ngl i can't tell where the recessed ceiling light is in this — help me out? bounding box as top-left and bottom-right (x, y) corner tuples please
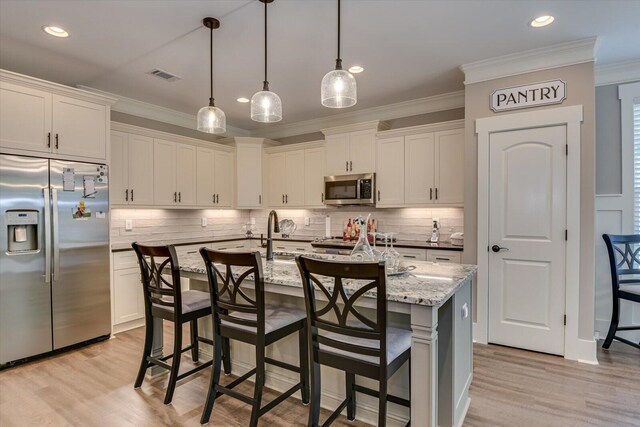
(530, 15), (554, 28)
(42, 26), (69, 38)
(348, 66), (364, 74)
(237, 97), (250, 103)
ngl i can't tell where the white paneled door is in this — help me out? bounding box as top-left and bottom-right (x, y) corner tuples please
(488, 125), (567, 355)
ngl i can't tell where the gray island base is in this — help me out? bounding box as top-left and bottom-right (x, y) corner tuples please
(149, 250), (476, 427)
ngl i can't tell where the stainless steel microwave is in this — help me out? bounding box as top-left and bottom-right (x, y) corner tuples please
(324, 173), (376, 206)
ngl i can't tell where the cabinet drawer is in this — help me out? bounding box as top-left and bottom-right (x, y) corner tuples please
(396, 247), (427, 261)
(272, 241), (312, 252)
(212, 241), (249, 252)
(426, 249), (461, 264)
(113, 251), (138, 270)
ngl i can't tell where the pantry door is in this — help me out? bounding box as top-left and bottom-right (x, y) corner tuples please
(488, 125), (567, 355)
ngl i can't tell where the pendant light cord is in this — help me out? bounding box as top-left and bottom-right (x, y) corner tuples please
(263, 0), (269, 91)
(209, 25), (214, 106)
(336, 0), (342, 70)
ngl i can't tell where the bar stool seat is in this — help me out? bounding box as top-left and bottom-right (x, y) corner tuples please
(154, 290), (211, 315)
(221, 304), (307, 335)
(321, 327), (411, 365)
(620, 284), (640, 298)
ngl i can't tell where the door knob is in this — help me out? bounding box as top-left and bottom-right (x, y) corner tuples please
(491, 245), (509, 253)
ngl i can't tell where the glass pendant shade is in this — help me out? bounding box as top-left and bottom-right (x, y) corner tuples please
(321, 68), (357, 108)
(197, 104), (226, 134)
(251, 90), (282, 123)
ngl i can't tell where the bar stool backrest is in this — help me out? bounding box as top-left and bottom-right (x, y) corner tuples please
(132, 242), (183, 317)
(296, 256), (387, 367)
(603, 234), (640, 292)
(199, 249), (265, 337)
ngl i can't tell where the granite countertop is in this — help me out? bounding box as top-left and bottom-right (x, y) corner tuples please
(179, 250), (476, 307)
(112, 235), (463, 252)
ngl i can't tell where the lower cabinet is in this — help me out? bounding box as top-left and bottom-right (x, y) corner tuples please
(426, 249), (462, 264)
(112, 251), (145, 333)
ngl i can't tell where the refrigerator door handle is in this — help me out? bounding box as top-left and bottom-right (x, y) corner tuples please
(43, 187), (51, 284)
(52, 188), (59, 283)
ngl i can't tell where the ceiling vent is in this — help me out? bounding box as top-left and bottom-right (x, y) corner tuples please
(147, 69), (181, 82)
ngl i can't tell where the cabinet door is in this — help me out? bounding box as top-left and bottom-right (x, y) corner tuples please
(153, 139), (177, 205)
(285, 150), (305, 206)
(52, 95), (106, 159)
(404, 133), (435, 205)
(214, 150), (233, 207)
(349, 129), (376, 174)
(113, 268), (144, 325)
(128, 134), (154, 206)
(235, 144), (263, 208)
(176, 143), (196, 205)
(376, 137), (405, 206)
(110, 131), (129, 205)
(434, 129), (464, 205)
(267, 152), (286, 207)
(304, 147), (325, 207)
(325, 134), (350, 175)
(0, 82), (52, 153)
(196, 147), (216, 207)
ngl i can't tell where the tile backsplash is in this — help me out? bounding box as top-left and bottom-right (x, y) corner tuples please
(111, 207), (463, 246)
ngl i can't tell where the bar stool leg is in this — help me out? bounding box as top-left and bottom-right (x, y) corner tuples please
(249, 347), (266, 427)
(603, 297), (620, 349)
(191, 320), (199, 362)
(378, 377), (388, 427)
(164, 322), (183, 405)
(200, 333), (223, 424)
(346, 372), (356, 421)
(308, 360), (321, 427)
(299, 325), (310, 404)
(134, 315), (154, 388)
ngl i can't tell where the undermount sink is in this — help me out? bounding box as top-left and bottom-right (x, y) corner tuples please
(272, 253), (296, 262)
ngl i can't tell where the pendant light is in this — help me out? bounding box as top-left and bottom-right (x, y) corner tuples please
(197, 17), (226, 134)
(251, 0), (282, 123)
(321, 0), (357, 108)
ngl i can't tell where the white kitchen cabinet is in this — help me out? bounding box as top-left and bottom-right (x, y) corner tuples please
(304, 147), (325, 207)
(52, 94), (106, 160)
(267, 150), (306, 207)
(404, 133), (435, 205)
(426, 249), (462, 264)
(110, 131), (154, 206)
(434, 129), (464, 205)
(235, 142), (263, 208)
(112, 251), (144, 333)
(196, 147), (216, 206)
(325, 133), (350, 175)
(176, 143), (196, 205)
(153, 138), (177, 205)
(272, 241), (313, 252)
(376, 136), (405, 206)
(0, 81), (52, 154)
(396, 247), (428, 261)
(214, 150), (233, 207)
(324, 129), (376, 175)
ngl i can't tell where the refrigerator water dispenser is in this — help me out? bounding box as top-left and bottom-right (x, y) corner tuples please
(6, 210), (39, 253)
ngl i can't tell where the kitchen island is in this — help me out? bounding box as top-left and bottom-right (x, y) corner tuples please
(153, 250), (476, 427)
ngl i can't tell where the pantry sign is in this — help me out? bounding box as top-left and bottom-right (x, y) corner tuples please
(490, 79), (566, 112)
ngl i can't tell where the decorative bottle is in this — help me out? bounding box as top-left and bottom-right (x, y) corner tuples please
(350, 214), (375, 261)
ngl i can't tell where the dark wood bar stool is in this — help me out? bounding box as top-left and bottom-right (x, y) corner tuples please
(132, 242), (218, 405)
(199, 248), (309, 426)
(296, 256), (411, 427)
(602, 234), (640, 350)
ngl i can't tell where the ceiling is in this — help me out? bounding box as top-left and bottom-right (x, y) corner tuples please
(1, 0), (639, 132)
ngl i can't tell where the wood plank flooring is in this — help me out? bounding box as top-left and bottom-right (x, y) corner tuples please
(0, 324), (638, 426)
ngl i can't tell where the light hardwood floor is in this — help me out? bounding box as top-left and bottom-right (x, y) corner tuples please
(0, 325), (638, 426)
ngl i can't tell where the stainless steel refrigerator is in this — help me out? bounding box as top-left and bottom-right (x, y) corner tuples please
(0, 154), (111, 366)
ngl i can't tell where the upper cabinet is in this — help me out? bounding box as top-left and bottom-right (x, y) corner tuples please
(110, 131), (154, 206)
(0, 70), (114, 162)
(304, 146), (325, 207)
(153, 139), (197, 207)
(267, 149), (306, 207)
(376, 121), (464, 208)
(234, 140), (264, 209)
(322, 121), (389, 175)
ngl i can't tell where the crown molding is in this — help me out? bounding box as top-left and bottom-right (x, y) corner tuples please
(264, 140), (324, 153)
(1, 69), (117, 105)
(321, 120), (389, 136)
(460, 37), (598, 85)
(595, 59), (640, 86)
(110, 121), (234, 151)
(250, 90), (465, 140)
(76, 85), (251, 137)
(376, 119), (464, 139)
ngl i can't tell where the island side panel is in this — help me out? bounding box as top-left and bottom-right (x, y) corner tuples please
(410, 304), (438, 427)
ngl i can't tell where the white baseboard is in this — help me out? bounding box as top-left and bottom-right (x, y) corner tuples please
(112, 318), (144, 335)
(199, 347), (410, 426)
(455, 397), (471, 427)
